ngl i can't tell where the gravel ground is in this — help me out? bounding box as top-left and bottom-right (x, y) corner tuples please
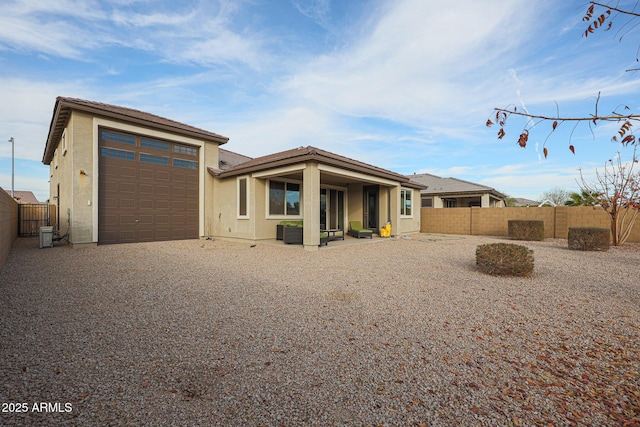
(0, 234), (639, 426)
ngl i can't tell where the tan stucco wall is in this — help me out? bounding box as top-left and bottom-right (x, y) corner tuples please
(49, 116), (76, 243)
(421, 206), (640, 243)
(71, 112), (95, 245)
(203, 140), (220, 237)
(347, 184), (364, 225)
(0, 187), (18, 272)
(210, 176), (256, 240)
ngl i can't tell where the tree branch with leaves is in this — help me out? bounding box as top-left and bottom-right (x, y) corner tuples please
(487, 1), (640, 156)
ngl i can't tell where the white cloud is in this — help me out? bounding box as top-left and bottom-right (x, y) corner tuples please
(0, 77), (99, 162)
(281, 0), (536, 129)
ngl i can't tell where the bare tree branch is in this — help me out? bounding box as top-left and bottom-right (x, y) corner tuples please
(591, 1), (640, 18)
(578, 147), (640, 246)
(492, 107), (640, 123)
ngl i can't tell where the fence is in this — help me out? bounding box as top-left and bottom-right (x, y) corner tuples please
(1, 187), (19, 272)
(421, 206), (640, 243)
(18, 204), (51, 237)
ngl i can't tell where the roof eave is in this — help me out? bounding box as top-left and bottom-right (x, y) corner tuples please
(217, 151), (416, 185)
(42, 98), (230, 165)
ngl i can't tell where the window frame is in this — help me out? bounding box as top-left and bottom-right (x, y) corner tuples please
(400, 188), (413, 218)
(237, 176), (249, 219)
(61, 130), (67, 156)
(267, 178), (303, 219)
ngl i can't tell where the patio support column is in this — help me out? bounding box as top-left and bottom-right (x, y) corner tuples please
(389, 185), (400, 236)
(303, 162), (320, 251)
(481, 193), (490, 207)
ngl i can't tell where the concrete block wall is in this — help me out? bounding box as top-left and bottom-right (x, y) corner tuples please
(0, 187), (18, 272)
(470, 206), (556, 238)
(421, 207), (471, 235)
(421, 206), (640, 243)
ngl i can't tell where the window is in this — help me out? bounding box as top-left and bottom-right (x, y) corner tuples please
(174, 144), (198, 156)
(101, 147), (134, 160)
(269, 180), (300, 216)
(400, 188), (412, 217)
(421, 197), (433, 208)
(140, 153), (169, 165)
(102, 130), (135, 145)
(238, 177), (248, 218)
(62, 130), (67, 156)
(173, 159), (198, 169)
(141, 138), (169, 151)
(445, 199), (457, 208)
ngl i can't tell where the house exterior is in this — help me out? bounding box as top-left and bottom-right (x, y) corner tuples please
(43, 97), (424, 250)
(409, 173), (506, 208)
(4, 190), (44, 204)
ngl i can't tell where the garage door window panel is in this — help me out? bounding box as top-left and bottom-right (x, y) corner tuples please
(141, 138), (169, 151)
(174, 144), (198, 156)
(140, 154), (169, 166)
(174, 159), (198, 169)
(101, 147), (134, 160)
(102, 130), (135, 145)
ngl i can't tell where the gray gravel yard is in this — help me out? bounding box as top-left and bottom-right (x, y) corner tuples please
(1, 234), (639, 426)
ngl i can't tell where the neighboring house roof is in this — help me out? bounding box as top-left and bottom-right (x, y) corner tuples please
(512, 197), (540, 207)
(5, 190), (43, 204)
(408, 173), (507, 199)
(42, 96), (229, 165)
(211, 146), (427, 188)
(218, 148), (253, 171)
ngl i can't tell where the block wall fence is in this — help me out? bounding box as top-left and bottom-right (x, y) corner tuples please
(421, 206), (640, 243)
(0, 187), (19, 272)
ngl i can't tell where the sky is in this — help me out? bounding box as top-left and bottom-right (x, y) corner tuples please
(1, 0), (640, 203)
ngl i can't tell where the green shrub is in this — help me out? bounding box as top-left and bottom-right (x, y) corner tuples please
(508, 220), (545, 241)
(476, 243), (534, 277)
(568, 227), (610, 251)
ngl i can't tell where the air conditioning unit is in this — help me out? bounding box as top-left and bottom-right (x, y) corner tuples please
(39, 226), (54, 249)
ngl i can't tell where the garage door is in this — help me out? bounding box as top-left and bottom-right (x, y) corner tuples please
(98, 128), (199, 244)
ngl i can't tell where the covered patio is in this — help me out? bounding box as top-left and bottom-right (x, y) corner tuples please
(208, 146), (425, 251)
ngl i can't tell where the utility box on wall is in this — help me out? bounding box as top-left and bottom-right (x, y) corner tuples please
(39, 226), (54, 249)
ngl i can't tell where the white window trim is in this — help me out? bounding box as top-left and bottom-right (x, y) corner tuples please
(266, 178), (303, 219)
(237, 176), (249, 219)
(400, 188), (413, 218)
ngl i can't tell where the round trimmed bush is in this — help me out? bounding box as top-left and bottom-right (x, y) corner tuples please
(476, 243), (534, 277)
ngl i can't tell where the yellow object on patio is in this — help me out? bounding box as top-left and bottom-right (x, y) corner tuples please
(380, 224), (391, 238)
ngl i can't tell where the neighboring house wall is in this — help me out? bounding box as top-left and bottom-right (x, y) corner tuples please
(0, 187), (19, 272)
(421, 206), (640, 242)
(424, 194), (505, 208)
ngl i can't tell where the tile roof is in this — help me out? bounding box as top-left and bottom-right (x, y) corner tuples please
(5, 190), (43, 204)
(43, 97), (229, 164)
(512, 197), (540, 207)
(218, 148), (253, 171)
(212, 146), (426, 188)
(409, 173), (506, 198)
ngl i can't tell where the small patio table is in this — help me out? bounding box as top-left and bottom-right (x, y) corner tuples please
(322, 228), (345, 241)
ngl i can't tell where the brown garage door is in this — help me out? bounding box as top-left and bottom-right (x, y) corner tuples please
(98, 128), (199, 244)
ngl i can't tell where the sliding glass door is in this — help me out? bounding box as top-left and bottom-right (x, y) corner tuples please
(320, 188), (345, 230)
